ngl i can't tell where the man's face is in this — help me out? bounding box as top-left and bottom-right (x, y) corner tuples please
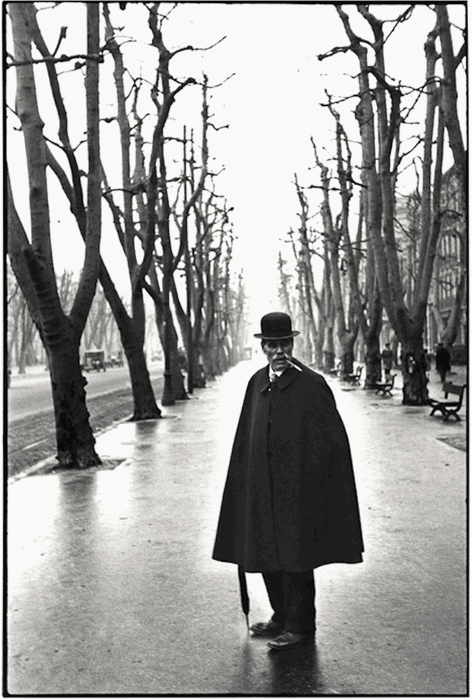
(262, 338), (294, 372)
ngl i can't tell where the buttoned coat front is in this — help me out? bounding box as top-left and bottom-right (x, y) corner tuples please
(212, 360), (364, 573)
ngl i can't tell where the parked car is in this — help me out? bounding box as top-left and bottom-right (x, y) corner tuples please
(82, 350), (106, 372)
(107, 351), (124, 368)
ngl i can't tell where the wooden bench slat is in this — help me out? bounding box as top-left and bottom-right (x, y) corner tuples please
(428, 383), (466, 421)
(443, 384), (463, 397)
(346, 366), (363, 385)
(375, 374), (396, 396)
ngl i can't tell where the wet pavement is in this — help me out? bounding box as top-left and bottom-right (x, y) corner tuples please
(7, 360), (467, 695)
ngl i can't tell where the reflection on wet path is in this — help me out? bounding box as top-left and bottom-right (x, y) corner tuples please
(7, 361), (467, 695)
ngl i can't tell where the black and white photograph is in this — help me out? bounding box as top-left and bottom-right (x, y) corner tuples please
(6, 2), (466, 696)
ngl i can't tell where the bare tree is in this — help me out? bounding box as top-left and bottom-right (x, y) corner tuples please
(310, 136), (359, 379)
(435, 5), (466, 206)
(317, 103), (383, 386)
(277, 252), (294, 321)
(280, 205), (334, 373)
(16, 2), (162, 421)
(294, 175), (317, 365)
(434, 5), (467, 347)
(170, 120), (208, 394)
(104, 6), (213, 405)
(319, 5), (464, 404)
(7, 3), (102, 467)
(100, 3), (184, 415)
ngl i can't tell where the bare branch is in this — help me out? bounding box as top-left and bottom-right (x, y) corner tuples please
(317, 45), (351, 62)
(52, 26), (67, 56)
(207, 73), (236, 89)
(454, 40), (466, 69)
(169, 35), (226, 59)
(6, 52), (103, 68)
(209, 123), (230, 132)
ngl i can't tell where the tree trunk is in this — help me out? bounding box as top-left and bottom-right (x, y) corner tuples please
(363, 293), (383, 388)
(401, 347), (429, 405)
(364, 342), (382, 389)
(125, 345), (162, 420)
(294, 175), (317, 366)
(8, 3), (101, 468)
(166, 317), (188, 401)
(18, 303), (28, 374)
(147, 265), (187, 401)
(339, 335), (356, 379)
(313, 317), (325, 371)
(442, 270), (466, 348)
(190, 343), (206, 388)
(323, 324), (336, 373)
(202, 345), (216, 381)
(21, 243), (100, 466)
(436, 5), (466, 208)
(48, 338), (99, 466)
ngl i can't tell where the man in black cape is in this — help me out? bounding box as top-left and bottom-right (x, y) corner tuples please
(213, 311), (364, 651)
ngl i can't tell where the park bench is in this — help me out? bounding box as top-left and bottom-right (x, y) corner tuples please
(428, 383), (466, 421)
(346, 366), (363, 386)
(327, 362), (341, 377)
(375, 373), (396, 396)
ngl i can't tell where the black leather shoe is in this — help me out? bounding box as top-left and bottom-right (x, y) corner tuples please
(250, 620), (283, 637)
(267, 631), (314, 651)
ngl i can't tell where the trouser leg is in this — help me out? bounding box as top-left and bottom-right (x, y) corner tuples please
(262, 570), (316, 633)
(262, 571), (285, 626)
(282, 571), (316, 633)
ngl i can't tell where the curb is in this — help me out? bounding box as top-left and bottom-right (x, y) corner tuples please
(8, 412), (134, 486)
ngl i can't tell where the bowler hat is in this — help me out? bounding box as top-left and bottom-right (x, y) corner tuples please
(254, 312), (300, 340)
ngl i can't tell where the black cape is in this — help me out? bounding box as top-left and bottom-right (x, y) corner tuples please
(213, 360), (364, 573)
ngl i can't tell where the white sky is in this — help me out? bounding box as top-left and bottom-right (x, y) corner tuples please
(6, 2), (466, 327)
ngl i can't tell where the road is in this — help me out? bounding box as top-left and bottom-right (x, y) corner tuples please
(8, 361), (165, 422)
(9, 361), (466, 424)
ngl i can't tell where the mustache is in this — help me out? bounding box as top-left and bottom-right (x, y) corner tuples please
(283, 354), (302, 372)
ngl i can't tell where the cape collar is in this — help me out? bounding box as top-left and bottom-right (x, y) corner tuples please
(260, 363), (301, 393)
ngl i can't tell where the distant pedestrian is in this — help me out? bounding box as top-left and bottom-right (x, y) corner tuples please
(178, 347), (187, 373)
(213, 311), (364, 651)
(381, 343), (394, 379)
(435, 343), (451, 383)
(424, 349), (432, 372)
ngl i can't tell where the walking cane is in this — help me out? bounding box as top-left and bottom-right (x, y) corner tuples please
(238, 565), (250, 630)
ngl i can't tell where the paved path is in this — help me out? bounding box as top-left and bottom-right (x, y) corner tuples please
(7, 360), (467, 695)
